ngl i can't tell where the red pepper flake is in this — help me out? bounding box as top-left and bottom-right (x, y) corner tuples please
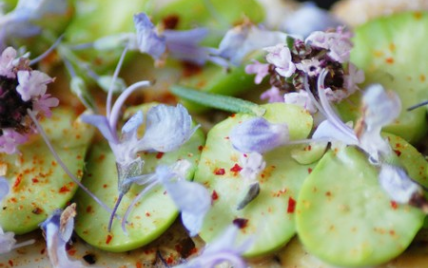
(67, 248), (77, 256)
(40, 248), (46, 255)
(13, 174), (23, 189)
(211, 190), (219, 201)
(198, 145), (203, 151)
(8, 260), (13, 266)
(32, 178), (39, 183)
(189, 247), (198, 255)
(385, 57), (394, 64)
(233, 218), (249, 229)
(230, 114), (236, 118)
(59, 186), (70, 193)
(166, 256), (174, 265)
(287, 197), (296, 213)
(213, 168), (225, 175)
(162, 14), (179, 29)
(106, 234), (113, 244)
(393, 150), (402, 157)
(103, 184), (108, 188)
(156, 152), (164, 159)
(230, 163), (242, 173)
(308, 168), (313, 174)
(86, 206), (93, 213)
(390, 201), (398, 210)
(146, 212), (151, 217)
(136, 261), (143, 268)
(32, 207), (43, 215)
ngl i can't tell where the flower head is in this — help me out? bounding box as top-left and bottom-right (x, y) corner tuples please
(0, 46), (58, 154)
(265, 44), (296, 78)
(40, 204), (90, 268)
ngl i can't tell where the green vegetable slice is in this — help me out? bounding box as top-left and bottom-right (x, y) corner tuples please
(339, 11), (428, 143)
(74, 104), (205, 252)
(296, 145), (425, 267)
(195, 103), (315, 257)
(0, 107), (94, 234)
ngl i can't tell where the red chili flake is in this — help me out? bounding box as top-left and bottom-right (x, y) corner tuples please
(182, 61), (202, 77)
(32, 207), (43, 215)
(51, 161), (57, 166)
(13, 174), (23, 189)
(155, 152), (164, 159)
(106, 234), (113, 244)
(145, 212), (151, 217)
(67, 248), (77, 256)
(166, 256), (174, 265)
(136, 261), (143, 268)
(287, 197), (296, 213)
(390, 201), (398, 210)
(385, 57), (394, 64)
(211, 190), (219, 201)
(103, 184), (108, 188)
(189, 247), (198, 255)
(8, 260), (13, 266)
(393, 150), (402, 157)
(198, 145), (204, 151)
(233, 218), (249, 229)
(40, 248), (46, 255)
(162, 14), (180, 29)
(32, 178), (39, 183)
(86, 206), (93, 213)
(214, 168), (225, 175)
(308, 168), (313, 174)
(59, 186), (70, 193)
(230, 163), (242, 173)
(230, 114), (236, 118)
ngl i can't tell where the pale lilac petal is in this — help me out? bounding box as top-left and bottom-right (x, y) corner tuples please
(0, 177), (9, 201)
(305, 28), (352, 63)
(133, 13), (166, 60)
(0, 47), (17, 78)
(80, 114), (118, 144)
(137, 104), (197, 152)
(265, 44), (296, 77)
(295, 58), (322, 77)
(282, 2), (342, 37)
(230, 117), (289, 154)
(260, 87), (284, 103)
(41, 205), (90, 268)
(344, 63), (365, 93)
(164, 28), (209, 65)
(177, 226), (250, 268)
(0, 129), (28, 154)
(245, 60), (269, 84)
(379, 164), (420, 204)
(121, 110), (144, 135)
(239, 152), (266, 181)
(0, 229), (16, 254)
(312, 120), (358, 145)
(283, 91), (317, 114)
(215, 25), (286, 66)
(362, 84), (401, 132)
(16, 70), (53, 101)
(33, 94), (59, 117)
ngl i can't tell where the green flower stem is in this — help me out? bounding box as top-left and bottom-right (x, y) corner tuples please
(171, 85), (266, 116)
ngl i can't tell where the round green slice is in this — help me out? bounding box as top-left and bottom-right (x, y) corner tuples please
(338, 11), (428, 143)
(195, 103), (315, 257)
(74, 104), (205, 252)
(0, 107), (94, 234)
(296, 145), (425, 267)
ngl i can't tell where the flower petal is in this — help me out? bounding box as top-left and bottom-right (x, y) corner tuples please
(137, 104), (197, 152)
(0, 177), (10, 202)
(0, 129), (28, 154)
(265, 44), (296, 77)
(133, 12), (166, 59)
(164, 28), (209, 65)
(122, 110), (144, 135)
(283, 91), (317, 114)
(230, 117), (289, 154)
(16, 70), (53, 101)
(245, 60), (270, 84)
(260, 87), (284, 103)
(80, 114), (118, 144)
(379, 164), (421, 204)
(239, 152), (266, 181)
(0, 47), (17, 78)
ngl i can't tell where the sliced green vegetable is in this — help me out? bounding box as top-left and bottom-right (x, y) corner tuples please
(340, 11), (428, 143)
(196, 103), (315, 257)
(0, 108), (94, 234)
(296, 145), (425, 267)
(74, 104), (205, 252)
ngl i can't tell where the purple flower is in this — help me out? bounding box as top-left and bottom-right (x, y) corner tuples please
(133, 12), (166, 60)
(0, 47), (17, 78)
(305, 27), (353, 63)
(121, 161), (210, 236)
(265, 44), (296, 77)
(176, 225), (251, 268)
(344, 63), (365, 93)
(213, 24), (286, 66)
(41, 204), (90, 268)
(16, 70), (53, 101)
(230, 117), (289, 154)
(260, 86), (284, 103)
(245, 60), (270, 84)
(0, 129), (29, 155)
(296, 58), (322, 77)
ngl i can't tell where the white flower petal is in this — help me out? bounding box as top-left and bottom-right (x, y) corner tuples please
(137, 104), (197, 152)
(230, 117), (289, 154)
(239, 153), (266, 181)
(16, 70), (52, 101)
(379, 164), (420, 204)
(121, 110), (144, 135)
(0, 177), (10, 201)
(80, 114), (118, 144)
(133, 13), (166, 59)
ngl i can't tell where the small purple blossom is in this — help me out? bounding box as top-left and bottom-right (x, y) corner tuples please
(239, 152), (266, 181)
(245, 60), (270, 84)
(41, 204), (90, 268)
(296, 58), (322, 77)
(265, 44), (296, 77)
(344, 63), (365, 93)
(260, 87), (284, 103)
(283, 91), (317, 114)
(305, 27), (353, 63)
(230, 117), (289, 154)
(0, 47), (58, 154)
(213, 24), (286, 66)
(133, 12), (166, 60)
(176, 225), (251, 268)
